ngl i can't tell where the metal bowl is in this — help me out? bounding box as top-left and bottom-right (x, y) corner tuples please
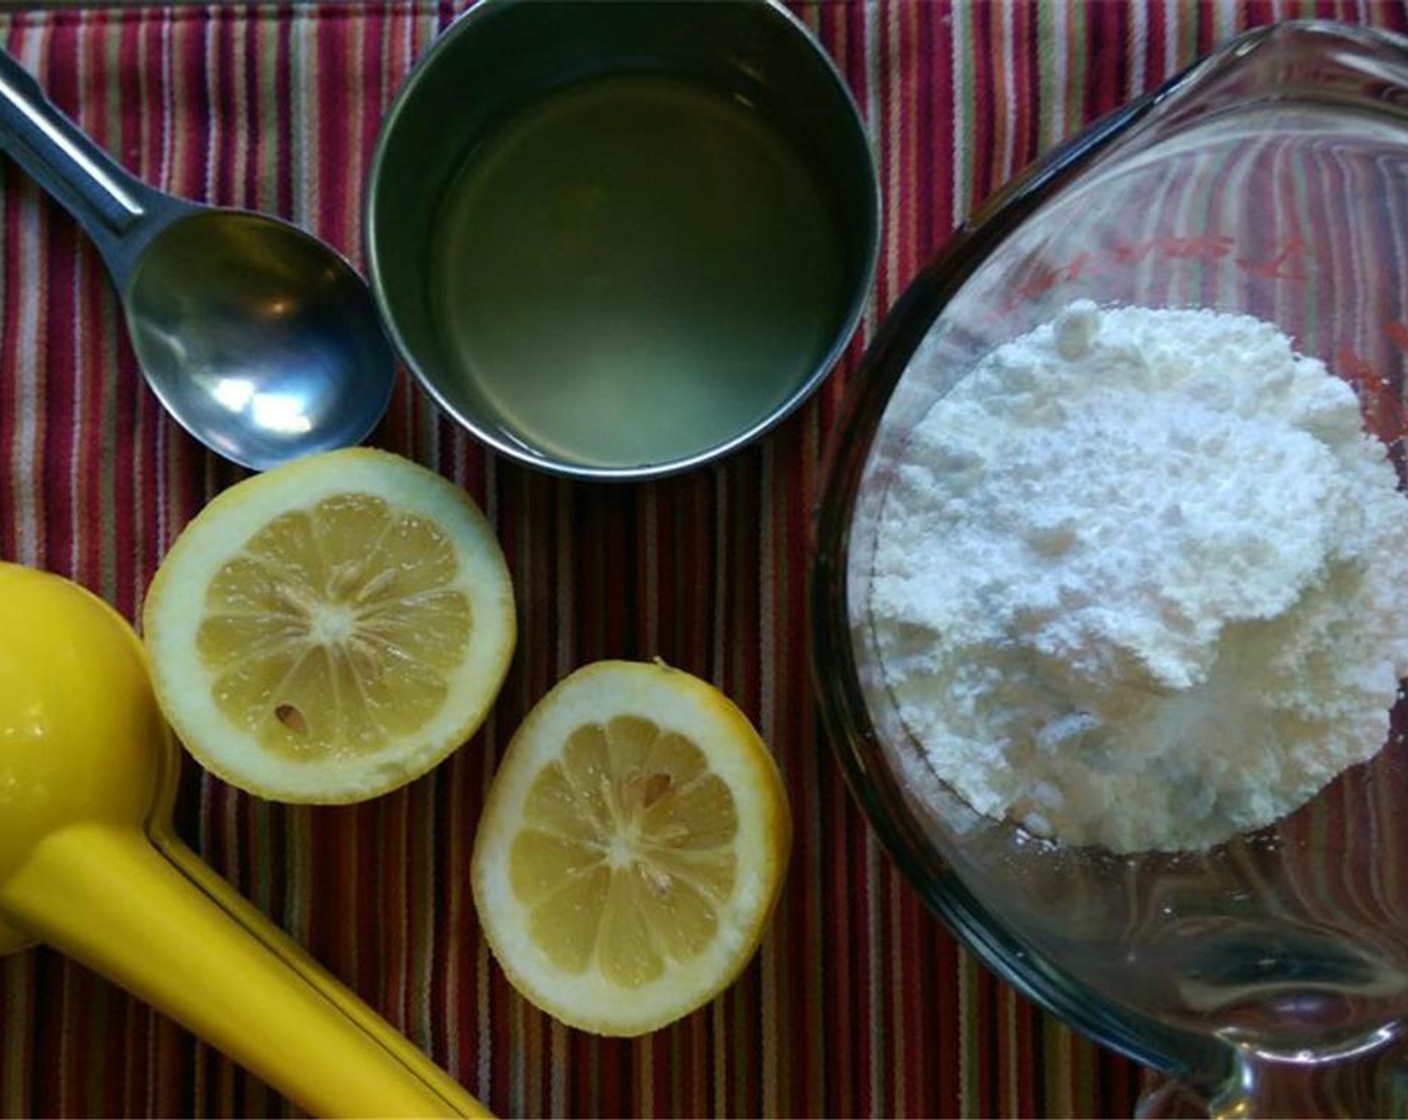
(366, 0), (879, 480)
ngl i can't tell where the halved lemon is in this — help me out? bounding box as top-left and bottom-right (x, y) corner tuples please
(141, 448), (516, 803)
(471, 659), (791, 1036)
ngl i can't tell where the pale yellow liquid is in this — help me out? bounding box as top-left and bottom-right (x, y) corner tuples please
(431, 72), (849, 469)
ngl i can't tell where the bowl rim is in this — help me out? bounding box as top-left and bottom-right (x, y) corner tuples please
(363, 0), (881, 482)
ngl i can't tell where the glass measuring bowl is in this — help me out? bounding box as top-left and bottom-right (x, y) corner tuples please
(813, 21), (1408, 1117)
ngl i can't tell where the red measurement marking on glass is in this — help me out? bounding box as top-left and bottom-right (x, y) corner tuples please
(1338, 329), (1407, 444)
(1106, 241), (1158, 266)
(1151, 234), (1237, 261)
(1007, 235), (1309, 305)
(1237, 237), (1309, 280)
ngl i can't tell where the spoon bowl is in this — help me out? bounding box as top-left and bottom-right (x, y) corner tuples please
(126, 210), (397, 467)
(0, 50), (394, 470)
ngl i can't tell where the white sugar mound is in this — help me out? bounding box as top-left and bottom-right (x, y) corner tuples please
(867, 301), (1408, 853)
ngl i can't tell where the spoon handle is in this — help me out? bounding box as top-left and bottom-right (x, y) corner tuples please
(0, 49), (167, 264)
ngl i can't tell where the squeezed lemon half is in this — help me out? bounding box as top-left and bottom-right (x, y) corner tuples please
(471, 660), (792, 1036)
(141, 448), (516, 803)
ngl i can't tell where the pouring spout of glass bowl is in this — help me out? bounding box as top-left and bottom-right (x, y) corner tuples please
(0, 562), (490, 1118)
(0, 49), (395, 470)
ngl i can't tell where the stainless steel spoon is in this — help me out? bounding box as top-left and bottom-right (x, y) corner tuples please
(0, 49), (394, 470)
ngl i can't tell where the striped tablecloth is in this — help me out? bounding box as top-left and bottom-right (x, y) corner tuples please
(1, 2), (1403, 1117)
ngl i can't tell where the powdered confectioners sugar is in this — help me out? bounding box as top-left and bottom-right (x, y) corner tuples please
(866, 301), (1408, 853)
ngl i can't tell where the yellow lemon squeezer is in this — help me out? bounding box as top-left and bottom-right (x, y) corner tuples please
(0, 561), (489, 1118)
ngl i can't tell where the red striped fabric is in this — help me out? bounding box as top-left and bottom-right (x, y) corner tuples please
(1, 3), (1406, 1117)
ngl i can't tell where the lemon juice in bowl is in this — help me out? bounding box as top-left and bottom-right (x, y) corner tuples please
(430, 72), (851, 470)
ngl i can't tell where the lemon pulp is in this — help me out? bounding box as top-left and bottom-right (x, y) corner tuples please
(199, 494), (472, 759)
(512, 715), (739, 985)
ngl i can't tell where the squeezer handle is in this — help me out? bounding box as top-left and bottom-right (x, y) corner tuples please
(3, 821), (490, 1118)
